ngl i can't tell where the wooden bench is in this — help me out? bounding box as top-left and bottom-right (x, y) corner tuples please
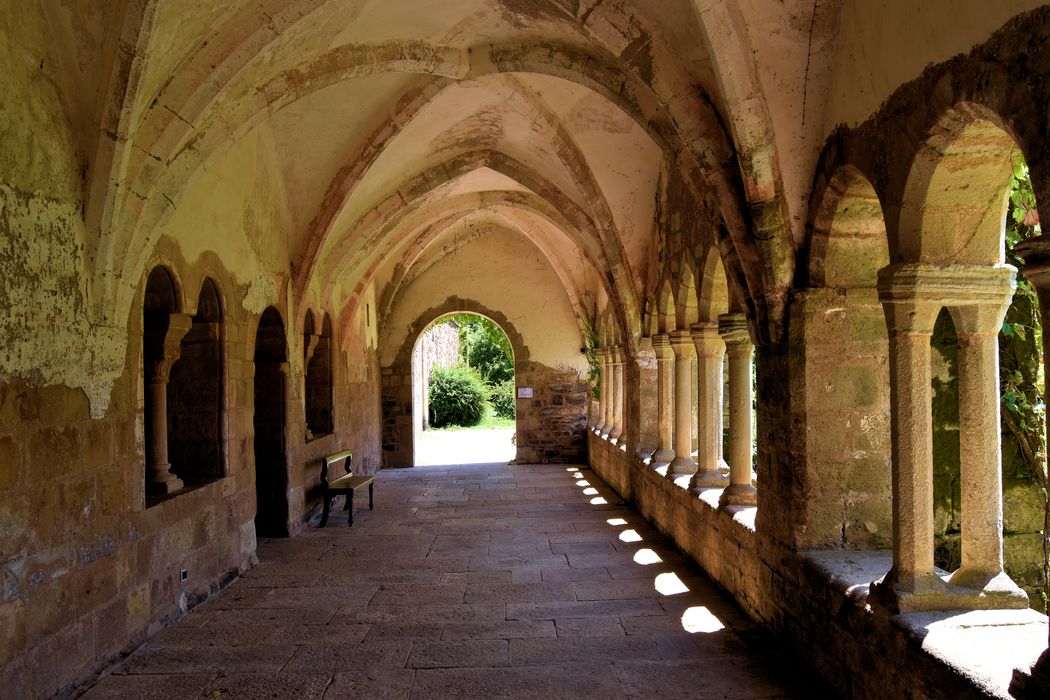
(319, 449), (374, 527)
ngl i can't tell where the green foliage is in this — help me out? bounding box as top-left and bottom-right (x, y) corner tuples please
(1001, 156), (1046, 483)
(428, 364), (488, 428)
(444, 314), (514, 385)
(490, 378), (516, 419)
(464, 320), (513, 383)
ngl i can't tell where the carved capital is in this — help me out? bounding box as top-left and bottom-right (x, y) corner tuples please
(717, 313), (752, 349)
(690, 322), (724, 357)
(652, 333), (674, 361)
(144, 313), (192, 383)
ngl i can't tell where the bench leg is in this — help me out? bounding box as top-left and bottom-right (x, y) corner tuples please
(369, 482), (374, 510)
(348, 488), (354, 528)
(319, 494), (332, 528)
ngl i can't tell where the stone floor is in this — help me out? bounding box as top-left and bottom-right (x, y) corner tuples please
(80, 462), (805, 699)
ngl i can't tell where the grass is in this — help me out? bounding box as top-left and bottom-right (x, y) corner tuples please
(428, 403), (515, 431)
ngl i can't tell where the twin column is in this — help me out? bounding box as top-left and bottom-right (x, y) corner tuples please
(876, 263), (1026, 610)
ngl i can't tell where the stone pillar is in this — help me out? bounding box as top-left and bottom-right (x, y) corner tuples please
(690, 323), (729, 490)
(667, 331), (696, 477)
(950, 301), (1014, 594)
(609, 347), (625, 445)
(718, 314), (756, 506)
(144, 313), (192, 496)
(1011, 236), (1050, 696)
(876, 263), (1026, 612)
(651, 333), (675, 469)
(634, 337), (659, 462)
(595, 349), (609, 435)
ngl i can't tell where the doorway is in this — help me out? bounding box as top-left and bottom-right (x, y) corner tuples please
(412, 313), (517, 466)
(253, 307), (289, 537)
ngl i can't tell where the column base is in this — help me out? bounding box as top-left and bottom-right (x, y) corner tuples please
(719, 483), (756, 507)
(690, 461), (729, 492)
(608, 427), (623, 445)
(650, 448), (674, 470)
(948, 568), (1030, 608)
(147, 465), (185, 496)
(666, 456), (696, 477)
(871, 569), (1029, 612)
(1011, 649), (1050, 700)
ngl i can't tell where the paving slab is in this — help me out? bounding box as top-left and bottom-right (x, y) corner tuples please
(79, 460), (801, 699)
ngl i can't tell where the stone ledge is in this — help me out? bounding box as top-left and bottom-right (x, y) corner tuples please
(803, 550), (1048, 699)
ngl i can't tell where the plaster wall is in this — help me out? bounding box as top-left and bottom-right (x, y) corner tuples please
(823, 0), (1046, 135)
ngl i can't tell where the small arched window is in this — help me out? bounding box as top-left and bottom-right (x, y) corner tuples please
(168, 278), (225, 483)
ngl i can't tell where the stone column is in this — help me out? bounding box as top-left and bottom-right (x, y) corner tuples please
(595, 349), (609, 435)
(609, 347), (625, 446)
(876, 262), (1026, 611)
(144, 313), (192, 496)
(634, 337), (659, 462)
(667, 331), (696, 477)
(1011, 236), (1050, 695)
(651, 333), (675, 469)
(950, 300), (1014, 593)
(879, 292), (941, 602)
(718, 314), (757, 506)
(690, 323), (729, 491)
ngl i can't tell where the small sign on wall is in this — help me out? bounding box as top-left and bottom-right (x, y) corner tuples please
(517, 387), (534, 399)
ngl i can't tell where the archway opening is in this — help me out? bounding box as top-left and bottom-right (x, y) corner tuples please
(898, 113), (1044, 606)
(412, 312), (517, 466)
(253, 307), (290, 537)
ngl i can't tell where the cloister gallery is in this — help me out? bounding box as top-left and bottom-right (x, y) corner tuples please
(3, 1), (1050, 698)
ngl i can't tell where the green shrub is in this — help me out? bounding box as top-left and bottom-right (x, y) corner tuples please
(457, 316), (514, 384)
(429, 364), (488, 427)
(490, 379), (516, 419)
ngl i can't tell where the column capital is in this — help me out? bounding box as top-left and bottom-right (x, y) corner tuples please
(634, 336), (656, 370)
(668, 329), (693, 350)
(652, 332), (674, 359)
(144, 313), (192, 383)
(877, 262), (1016, 306)
(717, 313), (752, 349)
(689, 322), (724, 357)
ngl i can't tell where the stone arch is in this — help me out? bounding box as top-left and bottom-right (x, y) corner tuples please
(253, 306), (290, 537)
(807, 166), (890, 288)
(313, 150), (640, 344)
(373, 207), (589, 338)
(675, 264), (700, 330)
(657, 280), (676, 334)
(382, 297), (530, 468)
(95, 36), (763, 344)
(698, 247), (730, 322)
(898, 103), (1024, 265)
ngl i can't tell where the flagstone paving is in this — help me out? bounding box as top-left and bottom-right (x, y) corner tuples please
(80, 462), (806, 699)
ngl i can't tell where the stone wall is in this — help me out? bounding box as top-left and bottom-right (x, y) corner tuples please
(589, 433), (1027, 699)
(0, 263), (382, 698)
